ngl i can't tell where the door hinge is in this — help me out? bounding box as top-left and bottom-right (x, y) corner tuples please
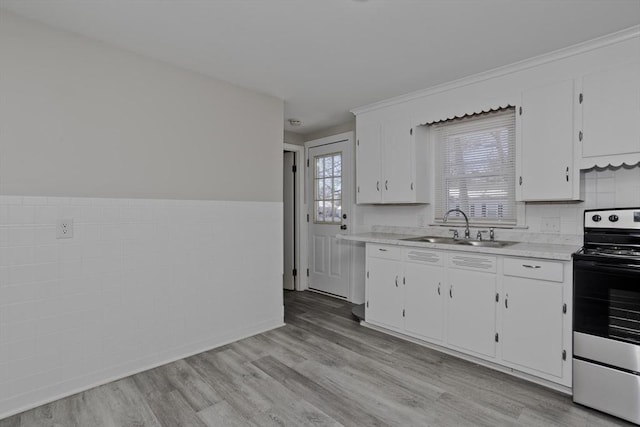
(579, 131), (583, 141)
(306, 214), (309, 222)
(402, 309), (405, 317)
(292, 165), (297, 173)
(519, 176), (523, 186)
(366, 271), (369, 279)
(495, 333), (499, 343)
(519, 106), (523, 115)
(409, 128), (413, 135)
(579, 93), (583, 104)
(357, 186), (360, 193)
(357, 139), (359, 146)
(306, 159), (309, 167)
(563, 303), (567, 314)
(292, 269), (297, 277)
(403, 277), (405, 285)
(306, 268), (309, 277)
(366, 300), (369, 308)
(562, 350), (567, 361)
(410, 182), (414, 190)
(495, 292), (499, 302)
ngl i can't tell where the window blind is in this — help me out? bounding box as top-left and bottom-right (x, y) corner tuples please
(433, 108), (516, 225)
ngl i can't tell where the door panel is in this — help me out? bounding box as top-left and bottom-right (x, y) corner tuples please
(447, 269), (496, 357)
(382, 117), (413, 203)
(520, 79), (574, 200)
(502, 276), (563, 377)
(308, 139), (352, 298)
(404, 262), (445, 341)
(356, 117), (381, 203)
(366, 257), (403, 330)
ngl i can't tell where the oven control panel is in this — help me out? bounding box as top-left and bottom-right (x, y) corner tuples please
(584, 208), (640, 229)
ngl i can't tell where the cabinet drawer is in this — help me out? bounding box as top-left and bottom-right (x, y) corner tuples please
(448, 254), (497, 273)
(503, 257), (564, 282)
(404, 249), (444, 266)
(367, 244), (402, 260)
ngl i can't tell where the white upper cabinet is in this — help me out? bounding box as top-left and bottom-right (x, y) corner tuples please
(578, 61), (640, 168)
(517, 79), (582, 201)
(355, 111), (428, 204)
(355, 115), (382, 203)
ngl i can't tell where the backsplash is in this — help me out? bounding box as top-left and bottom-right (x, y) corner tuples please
(355, 163), (640, 237)
(0, 196), (283, 417)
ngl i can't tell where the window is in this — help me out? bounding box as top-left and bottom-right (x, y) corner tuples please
(314, 152), (342, 223)
(433, 108), (516, 225)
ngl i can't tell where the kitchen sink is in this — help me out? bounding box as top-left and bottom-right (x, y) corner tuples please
(401, 235), (517, 248)
(401, 235), (458, 244)
(454, 239), (517, 248)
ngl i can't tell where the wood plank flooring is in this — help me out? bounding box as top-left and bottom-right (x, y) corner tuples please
(1, 290), (633, 426)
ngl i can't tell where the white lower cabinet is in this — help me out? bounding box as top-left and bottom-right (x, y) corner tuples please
(447, 268), (497, 358)
(365, 245), (405, 330)
(364, 244), (572, 389)
(501, 257), (568, 381)
(404, 250), (445, 342)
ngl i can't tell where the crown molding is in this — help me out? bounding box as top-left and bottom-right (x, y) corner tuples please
(351, 25), (640, 115)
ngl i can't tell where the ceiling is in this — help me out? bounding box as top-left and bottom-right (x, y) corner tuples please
(2, 0), (639, 135)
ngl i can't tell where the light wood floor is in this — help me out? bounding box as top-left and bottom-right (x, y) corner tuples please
(1, 290), (633, 427)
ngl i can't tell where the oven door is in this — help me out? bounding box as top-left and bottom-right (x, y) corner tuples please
(573, 257), (640, 346)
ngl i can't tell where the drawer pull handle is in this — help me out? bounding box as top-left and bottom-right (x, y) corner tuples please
(378, 248), (387, 252)
(395, 276), (398, 287)
(437, 283), (441, 295)
(522, 264), (541, 269)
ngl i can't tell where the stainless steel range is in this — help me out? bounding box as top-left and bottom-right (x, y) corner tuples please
(572, 207), (640, 424)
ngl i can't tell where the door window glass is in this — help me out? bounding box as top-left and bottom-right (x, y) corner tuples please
(314, 153), (342, 224)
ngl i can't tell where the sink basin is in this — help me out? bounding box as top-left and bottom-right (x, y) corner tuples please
(454, 240), (517, 248)
(401, 236), (458, 244)
(401, 235), (517, 248)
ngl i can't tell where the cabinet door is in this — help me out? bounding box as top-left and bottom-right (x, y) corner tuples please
(382, 117), (414, 203)
(502, 276), (563, 377)
(356, 116), (382, 203)
(581, 61), (640, 161)
(447, 269), (497, 357)
(404, 262), (445, 342)
(366, 257), (403, 330)
(519, 79), (577, 201)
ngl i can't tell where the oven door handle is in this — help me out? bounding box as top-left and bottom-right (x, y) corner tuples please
(574, 259), (640, 274)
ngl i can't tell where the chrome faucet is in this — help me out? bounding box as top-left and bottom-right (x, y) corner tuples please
(443, 208), (470, 239)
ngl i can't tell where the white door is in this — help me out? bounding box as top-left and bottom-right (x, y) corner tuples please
(308, 138), (352, 298)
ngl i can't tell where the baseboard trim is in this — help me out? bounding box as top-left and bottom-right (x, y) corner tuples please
(0, 317), (285, 420)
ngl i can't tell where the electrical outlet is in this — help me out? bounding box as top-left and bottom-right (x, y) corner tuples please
(541, 217), (560, 233)
(57, 219), (74, 239)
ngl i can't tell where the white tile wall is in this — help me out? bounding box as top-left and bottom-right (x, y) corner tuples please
(0, 196), (284, 418)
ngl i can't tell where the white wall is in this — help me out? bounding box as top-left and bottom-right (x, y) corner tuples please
(0, 11), (283, 202)
(0, 12), (284, 418)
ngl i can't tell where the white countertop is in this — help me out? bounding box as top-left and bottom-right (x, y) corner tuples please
(338, 232), (581, 261)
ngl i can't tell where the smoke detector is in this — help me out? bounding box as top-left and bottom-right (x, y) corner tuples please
(288, 119), (302, 127)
